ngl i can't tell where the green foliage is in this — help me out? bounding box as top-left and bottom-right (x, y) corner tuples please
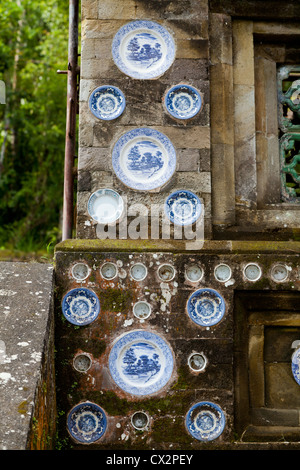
(0, 0), (71, 252)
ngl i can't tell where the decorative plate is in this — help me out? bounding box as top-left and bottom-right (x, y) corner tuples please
(186, 402), (225, 441)
(291, 348), (300, 385)
(112, 20), (175, 79)
(87, 189), (124, 224)
(165, 190), (202, 226)
(67, 402), (107, 444)
(62, 288), (100, 326)
(112, 128), (176, 191)
(108, 330), (174, 396)
(187, 288), (225, 327)
(164, 85), (202, 120)
(89, 85), (126, 120)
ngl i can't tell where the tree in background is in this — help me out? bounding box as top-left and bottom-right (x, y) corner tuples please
(0, 0), (72, 253)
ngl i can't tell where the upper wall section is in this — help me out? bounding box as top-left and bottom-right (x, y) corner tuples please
(78, 0), (211, 243)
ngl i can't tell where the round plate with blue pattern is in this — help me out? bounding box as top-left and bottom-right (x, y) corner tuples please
(164, 84), (202, 120)
(67, 402), (107, 444)
(112, 128), (176, 191)
(87, 188), (124, 224)
(186, 402), (225, 441)
(89, 85), (126, 120)
(292, 348), (300, 385)
(187, 288), (225, 327)
(109, 330), (174, 396)
(112, 20), (175, 79)
(62, 288), (100, 326)
(165, 190), (202, 226)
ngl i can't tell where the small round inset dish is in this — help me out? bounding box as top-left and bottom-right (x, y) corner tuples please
(186, 402), (225, 442)
(108, 330), (174, 396)
(214, 264), (231, 283)
(271, 264), (289, 282)
(185, 264), (204, 283)
(89, 85), (126, 120)
(131, 411), (149, 430)
(112, 20), (175, 80)
(100, 262), (118, 280)
(164, 84), (202, 120)
(67, 402), (107, 444)
(188, 353), (207, 372)
(62, 288), (100, 326)
(165, 190), (202, 226)
(157, 264), (175, 281)
(133, 301), (152, 320)
(112, 128), (176, 191)
(244, 263), (262, 282)
(72, 263), (90, 281)
(187, 288), (225, 327)
(130, 263), (147, 281)
(87, 189), (124, 224)
(291, 348), (300, 385)
(73, 353), (92, 373)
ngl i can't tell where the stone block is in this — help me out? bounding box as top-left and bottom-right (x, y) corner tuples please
(177, 149), (200, 172)
(98, 0), (136, 19)
(82, 0), (98, 20)
(209, 13), (233, 65)
(78, 147), (111, 171)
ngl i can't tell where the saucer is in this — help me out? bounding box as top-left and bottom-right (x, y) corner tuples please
(112, 128), (176, 191)
(164, 84), (202, 120)
(165, 190), (202, 226)
(67, 402), (107, 443)
(89, 85), (125, 120)
(108, 330), (174, 396)
(187, 288), (225, 327)
(62, 288), (100, 326)
(87, 189), (124, 224)
(112, 20), (175, 79)
(186, 402), (225, 441)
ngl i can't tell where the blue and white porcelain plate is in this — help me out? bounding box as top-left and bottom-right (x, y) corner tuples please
(87, 189), (124, 224)
(112, 128), (176, 191)
(89, 85), (126, 120)
(187, 288), (225, 327)
(165, 190), (202, 226)
(109, 330), (174, 396)
(164, 85), (202, 120)
(67, 402), (107, 444)
(62, 288), (100, 326)
(291, 348), (300, 385)
(112, 20), (175, 79)
(186, 402), (225, 441)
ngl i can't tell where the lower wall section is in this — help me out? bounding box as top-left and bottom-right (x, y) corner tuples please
(54, 247), (300, 449)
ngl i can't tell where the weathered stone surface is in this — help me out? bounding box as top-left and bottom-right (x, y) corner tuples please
(0, 262), (55, 450)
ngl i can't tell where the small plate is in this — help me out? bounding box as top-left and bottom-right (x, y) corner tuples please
(187, 288), (225, 327)
(186, 402), (225, 441)
(109, 330), (174, 396)
(112, 128), (176, 191)
(62, 288), (100, 326)
(165, 190), (202, 226)
(67, 402), (107, 444)
(292, 348), (300, 385)
(88, 189), (124, 224)
(89, 86), (126, 120)
(112, 20), (175, 79)
(164, 85), (202, 120)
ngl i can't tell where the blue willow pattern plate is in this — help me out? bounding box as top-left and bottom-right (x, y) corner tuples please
(88, 86), (126, 120)
(292, 348), (300, 385)
(62, 288), (100, 326)
(67, 402), (107, 444)
(112, 20), (175, 79)
(87, 188), (124, 224)
(112, 128), (176, 191)
(186, 402), (226, 441)
(165, 190), (202, 226)
(187, 288), (225, 327)
(164, 84), (202, 120)
(108, 330), (174, 396)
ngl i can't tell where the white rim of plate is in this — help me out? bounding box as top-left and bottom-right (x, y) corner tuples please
(112, 20), (176, 79)
(87, 188), (124, 224)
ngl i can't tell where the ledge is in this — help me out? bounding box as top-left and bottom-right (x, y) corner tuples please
(54, 238), (300, 254)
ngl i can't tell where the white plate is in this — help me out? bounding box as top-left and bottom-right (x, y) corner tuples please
(186, 402), (226, 441)
(112, 128), (176, 191)
(109, 330), (174, 396)
(87, 189), (124, 224)
(112, 20), (175, 79)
